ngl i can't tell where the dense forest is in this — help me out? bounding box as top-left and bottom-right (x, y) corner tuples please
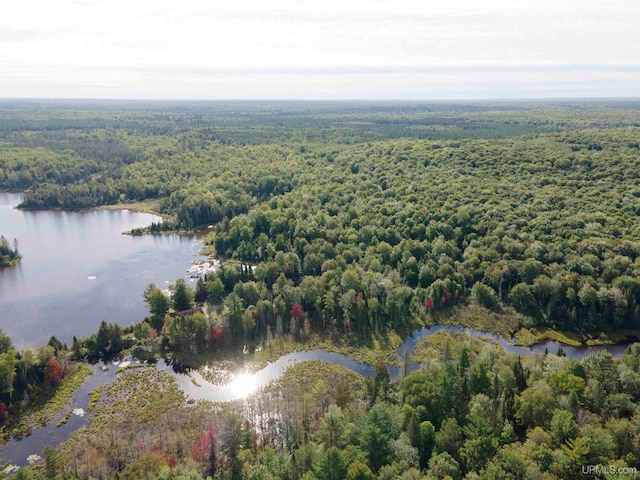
(7, 328), (640, 479)
(2, 100), (638, 334)
(1, 100), (640, 478)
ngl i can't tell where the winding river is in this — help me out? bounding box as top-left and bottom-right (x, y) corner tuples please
(165, 326), (630, 404)
(0, 324), (631, 468)
(0, 195), (633, 468)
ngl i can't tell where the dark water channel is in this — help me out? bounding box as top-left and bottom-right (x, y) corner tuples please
(1, 324), (631, 468)
(0, 193), (633, 468)
(0, 362), (120, 470)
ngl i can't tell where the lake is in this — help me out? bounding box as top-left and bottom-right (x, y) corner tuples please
(0, 193), (205, 350)
(0, 191), (635, 468)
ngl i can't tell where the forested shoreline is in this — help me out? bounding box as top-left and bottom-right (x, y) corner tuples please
(0, 236), (20, 267)
(1, 100), (640, 478)
(1, 101), (639, 335)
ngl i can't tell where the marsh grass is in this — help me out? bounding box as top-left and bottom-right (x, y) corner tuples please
(90, 369), (185, 433)
(56, 410), (72, 427)
(259, 360), (368, 401)
(255, 330), (404, 367)
(0, 362), (92, 444)
(116, 363), (146, 374)
(430, 304), (526, 338)
(514, 328), (582, 347)
(412, 330), (501, 364)
(512, 327), (640, 347)
(97, 200), (164, 217)
(87, 386), (101, 411)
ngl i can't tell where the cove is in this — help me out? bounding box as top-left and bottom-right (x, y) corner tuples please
(0, 193), (206, 350)
(1, 324), (632, 467)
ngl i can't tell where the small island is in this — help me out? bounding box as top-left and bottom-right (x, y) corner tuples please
(2, 100), (640, 477)
(0, 235), (21, 267)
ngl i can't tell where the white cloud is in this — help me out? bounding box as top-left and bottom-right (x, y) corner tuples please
(1, 0), (638, 98)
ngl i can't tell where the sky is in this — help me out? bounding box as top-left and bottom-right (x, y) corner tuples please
(1, 0), (638, 99)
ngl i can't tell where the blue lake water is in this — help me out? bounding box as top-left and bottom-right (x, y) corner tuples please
(0, 193), (205, 349)
(0, 192), (634, 468)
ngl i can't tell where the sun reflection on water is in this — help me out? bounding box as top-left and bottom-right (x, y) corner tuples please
(229, 372), (258, 399)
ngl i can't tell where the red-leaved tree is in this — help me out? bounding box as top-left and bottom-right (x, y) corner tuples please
(290, 302), (306, 339)
(45, 358), (63, 385)
(191, 427), (217, 476)
(426, 298), (434, 312)
(210, 326), (224, 342)
(290, 302), (305, 321)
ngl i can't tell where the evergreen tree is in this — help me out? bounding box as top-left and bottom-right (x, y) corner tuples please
(96, 320), (110, 355)
(195, 277), (208, 303)
(173, 279), (193, 311)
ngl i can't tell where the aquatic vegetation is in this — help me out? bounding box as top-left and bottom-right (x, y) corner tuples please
(87, 387), (101, 411)
(56, 410), (72, 427)
(0, 362), (92, 444)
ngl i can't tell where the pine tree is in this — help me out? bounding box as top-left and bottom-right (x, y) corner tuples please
(195, 277), (208, 303)
(173, 279), (192, 311)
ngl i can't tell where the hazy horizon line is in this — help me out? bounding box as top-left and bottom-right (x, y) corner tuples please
(1, 96), (639, 103)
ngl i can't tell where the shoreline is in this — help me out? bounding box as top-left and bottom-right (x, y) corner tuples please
(0, 257), (21, 268)
(2, 321), (636, 467)
(96, 201), (168, 219)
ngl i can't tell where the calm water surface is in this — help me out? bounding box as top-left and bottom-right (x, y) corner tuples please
(0, 193), (635, 468)
(0, 326), (632, 466)
(0, 193), (205, 349)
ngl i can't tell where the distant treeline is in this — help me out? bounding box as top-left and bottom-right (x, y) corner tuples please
(1, 101), (639, 333)
(3, 100), (640, 478)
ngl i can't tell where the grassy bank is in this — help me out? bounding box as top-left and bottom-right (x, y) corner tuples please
(97, 200), (166, 217)
(253, 330), (405, 368)
(412, 329), (502, 365)
(428, 304), (526, 338)
(193, 304), (640, 384)
(514, 327), (640, 348)
(0, 362), (92, 445)
(513, 328), (583, 347)
(257, 360), (368, 403)
(427, 304), (640, 349)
